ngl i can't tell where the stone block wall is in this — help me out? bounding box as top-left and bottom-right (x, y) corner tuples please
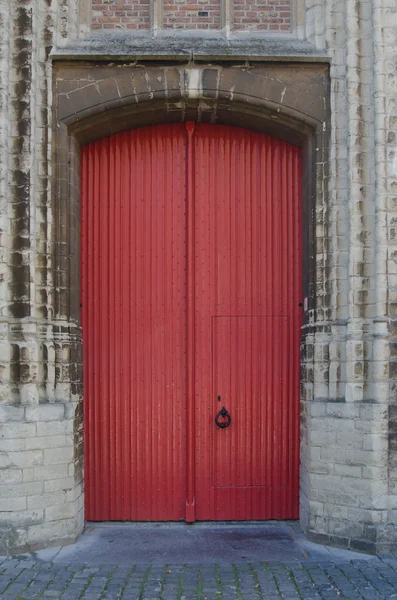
(1, 0), (397, 554)
(298, 0), (397, 553)
(0, 403), (83, 552)
(0, 0), (84, 553)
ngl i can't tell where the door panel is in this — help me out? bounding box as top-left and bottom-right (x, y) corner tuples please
(81, 124), (187, 521)
(212, 316), (290, 489)
(194, 124), (301, 520)
(81, 122), (301, 522)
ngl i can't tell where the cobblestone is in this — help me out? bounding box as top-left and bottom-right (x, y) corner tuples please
(1, 556), (397, 599)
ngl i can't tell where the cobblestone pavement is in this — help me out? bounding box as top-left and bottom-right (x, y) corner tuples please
(2, 556), (397, 599)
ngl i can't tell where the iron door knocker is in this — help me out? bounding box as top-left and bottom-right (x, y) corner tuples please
(215, 406), (231, 429)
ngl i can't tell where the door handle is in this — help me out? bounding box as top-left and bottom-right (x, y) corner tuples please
(215, 406), (231, 429)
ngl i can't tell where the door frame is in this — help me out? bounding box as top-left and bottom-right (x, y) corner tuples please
(51, 61), (330, 533)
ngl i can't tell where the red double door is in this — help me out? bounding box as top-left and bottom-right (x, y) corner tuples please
(81, 123), (301, 522)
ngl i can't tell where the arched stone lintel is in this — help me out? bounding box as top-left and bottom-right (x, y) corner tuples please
(56, 65), (326, 143)
(68, 95), (318, 148)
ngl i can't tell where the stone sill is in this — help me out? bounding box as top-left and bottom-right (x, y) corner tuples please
(51, 35), (330, 63)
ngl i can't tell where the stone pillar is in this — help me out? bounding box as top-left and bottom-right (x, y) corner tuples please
(373, 0), (397, 550)
(300, 0), (397, 553)
(0, 0), (83, 554)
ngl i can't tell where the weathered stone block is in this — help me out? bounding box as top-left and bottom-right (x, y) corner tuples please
(45, 502), (75, 522)
(6, 451), (43, 468)
(0, 497), (27, 511)
(43, 447), (74, 465)
(44, 477), (75, 492)
(0, 423), (36, 439)
(36, 421), (73, 437)
(27, 491), (66, 510)
(25, 435), (66, 450)
(33, 464), (69, 481)
(0, 439), (25, 452)
(27, 519), (76, 547)
(0, 405), (25, 421)
(0, 509), (43, 527)
(0, 482), (43, 498)
(25, 404), (65, 422)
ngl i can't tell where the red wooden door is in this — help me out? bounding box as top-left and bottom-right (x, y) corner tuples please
(193, 125), (301, 519)
(81, 123), (301, 522)
(81, 125), (188, 520)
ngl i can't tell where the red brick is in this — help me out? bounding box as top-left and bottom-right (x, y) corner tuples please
(91, 0), (150, 30)
(163, 0), (221, 28)
(233, 0), (291, 31)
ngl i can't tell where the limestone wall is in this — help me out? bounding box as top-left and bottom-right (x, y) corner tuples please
(300, 0), (397, 552)
(0, 0), (83, 553)
(0, 0), (396, 553)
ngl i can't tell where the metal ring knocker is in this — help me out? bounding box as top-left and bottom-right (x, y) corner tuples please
(215, 406), (231, 429)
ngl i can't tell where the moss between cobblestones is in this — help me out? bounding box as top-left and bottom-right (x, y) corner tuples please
(283, 565), (303, 599)
(249, 563), (263, 600)
(160, 564), (168, 598)
(92, 564), (117, 598)
(138, 564), (152, 599)
(231, 564), (242, 599)
(197, 565), (203, 599)
(108, 564), (136, 599)
(77, 572), (94, 599)
(268, 564), (282, 599)
(177, 565), (185, 599)
(216, 564), (224, 598)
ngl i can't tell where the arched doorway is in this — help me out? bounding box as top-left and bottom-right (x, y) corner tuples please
(81, 122), (302, 522)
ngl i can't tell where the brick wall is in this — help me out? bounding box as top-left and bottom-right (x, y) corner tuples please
(234, 0), (292, 32)
(89, 0), (291, 32)
(91, 0), (150, 30)
(163, 0), (221, 30)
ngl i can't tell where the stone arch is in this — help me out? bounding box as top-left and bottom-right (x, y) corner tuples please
(53, 63), (328, 317)
(52, 61), (329, 538)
